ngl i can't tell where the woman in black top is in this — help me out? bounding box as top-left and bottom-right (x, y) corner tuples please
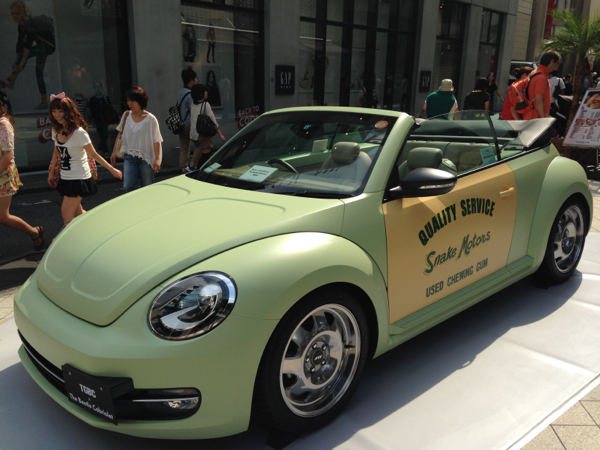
(464, 78), (491, 111)
(485, 73), (504, 110)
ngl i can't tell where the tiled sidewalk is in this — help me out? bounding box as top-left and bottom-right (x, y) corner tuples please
(523, 383), (600, 449)
(0, 288), (18, 323)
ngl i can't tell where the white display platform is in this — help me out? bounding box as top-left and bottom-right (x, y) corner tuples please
(1, 233), (600, 450)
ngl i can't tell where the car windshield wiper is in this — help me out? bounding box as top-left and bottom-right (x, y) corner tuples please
(270, 190), (353, 199)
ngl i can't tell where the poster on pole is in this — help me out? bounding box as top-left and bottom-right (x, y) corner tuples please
(564, 88), (600, 146)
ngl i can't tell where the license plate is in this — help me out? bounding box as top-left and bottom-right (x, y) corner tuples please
(62, 364), (133, 425)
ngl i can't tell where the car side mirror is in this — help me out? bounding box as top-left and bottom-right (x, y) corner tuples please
(389, 168), (457, 199)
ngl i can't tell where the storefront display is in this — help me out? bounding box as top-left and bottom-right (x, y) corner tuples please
(0, 0), (131, 171)
(298, 0), (416, 111)
(181, 1), (263, 137)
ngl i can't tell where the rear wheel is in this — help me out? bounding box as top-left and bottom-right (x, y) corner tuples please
(253, 289), (369, 434)
(536, 198), (587, 283)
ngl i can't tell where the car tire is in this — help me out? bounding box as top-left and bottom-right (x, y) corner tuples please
(253, 288), (369, 434)
(535, 197), (587, 284)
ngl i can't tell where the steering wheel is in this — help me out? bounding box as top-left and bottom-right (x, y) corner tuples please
(267, 158), (299, 174)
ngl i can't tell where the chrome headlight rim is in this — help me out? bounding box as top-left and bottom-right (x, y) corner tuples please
(148, 271), (237, 341)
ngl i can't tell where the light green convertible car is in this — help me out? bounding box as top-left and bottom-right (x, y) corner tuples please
(15, 108), (592, 439)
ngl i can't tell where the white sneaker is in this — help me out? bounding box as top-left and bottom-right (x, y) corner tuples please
(182, 165), (197, 174)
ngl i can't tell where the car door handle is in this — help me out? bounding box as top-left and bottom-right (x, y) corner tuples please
(499, 186), (515, 198)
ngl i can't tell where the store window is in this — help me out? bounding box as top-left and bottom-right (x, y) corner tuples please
(299, 0), (417, 112)
(181, 1), (263, 136)
(0, 0), (131, 171)
(477, 11), (503, 82)
(434, 1), (466, 97)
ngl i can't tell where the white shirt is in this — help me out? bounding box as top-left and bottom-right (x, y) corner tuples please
(189, 102), (219, 141)
(117, 111), (163, 166)
(52, 128), (92, 180)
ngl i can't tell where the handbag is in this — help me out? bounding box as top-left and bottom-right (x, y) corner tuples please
(196, 102), (218, 138)
(48, 154), (98, 185)
(114, 111), (130, 159)
(165, 91), (191, 135)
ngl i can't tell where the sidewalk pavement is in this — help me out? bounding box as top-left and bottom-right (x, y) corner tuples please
(0, 179), (599, 449)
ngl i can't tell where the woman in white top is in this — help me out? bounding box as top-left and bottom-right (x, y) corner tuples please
(0, 99), (44, 250)
(184, 83), (225, 173)
(48, 94), (122, 225)
(111, 86), (163, 192)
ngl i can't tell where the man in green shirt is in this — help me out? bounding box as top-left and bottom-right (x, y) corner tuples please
(423, 79), (458, 118)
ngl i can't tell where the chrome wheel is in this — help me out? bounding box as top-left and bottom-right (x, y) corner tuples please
(279, 304), (361, 418)
(553, 204), (585, 274)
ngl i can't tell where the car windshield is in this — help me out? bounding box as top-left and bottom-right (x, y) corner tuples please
(187, 110), (397, 198)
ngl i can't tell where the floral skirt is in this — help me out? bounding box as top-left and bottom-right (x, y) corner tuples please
(0, 162), (23, 197)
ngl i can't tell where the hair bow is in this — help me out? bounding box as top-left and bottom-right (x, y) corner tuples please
(50, 92), (66, 101)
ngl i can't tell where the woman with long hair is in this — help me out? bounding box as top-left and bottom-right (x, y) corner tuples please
(110, 86), (163, 192)
(485, 72), (504, 110)
(48, 93), (122, 225)
(0, 99), (44, 250)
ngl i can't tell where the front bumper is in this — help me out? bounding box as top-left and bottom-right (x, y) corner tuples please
(14, 275), (278, 439)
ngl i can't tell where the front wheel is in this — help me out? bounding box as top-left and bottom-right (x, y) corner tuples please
(253, 289), (369, 434)
(535, 198), (587, 283)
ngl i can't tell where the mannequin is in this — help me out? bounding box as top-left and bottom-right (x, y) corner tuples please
(88, 81), (117, 155)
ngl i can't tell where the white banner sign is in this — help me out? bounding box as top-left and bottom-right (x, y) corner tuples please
(564, 88), (600, 147)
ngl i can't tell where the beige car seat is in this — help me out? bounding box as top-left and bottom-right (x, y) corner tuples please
(319, 142), (372, 180)
(397, 147), (457, 179)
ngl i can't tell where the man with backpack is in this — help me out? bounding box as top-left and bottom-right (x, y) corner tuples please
(524, 51), (561, 120)
(176, 67), (196, 171)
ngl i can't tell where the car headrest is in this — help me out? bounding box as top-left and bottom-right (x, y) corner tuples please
(408, 147), (443, 169)
(331, 142), (360, 165)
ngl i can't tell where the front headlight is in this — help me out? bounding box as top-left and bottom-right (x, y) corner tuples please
(149, 272), (237, 340)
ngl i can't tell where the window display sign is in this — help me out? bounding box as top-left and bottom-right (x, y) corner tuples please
(275, 65), (295, 95)
(181, 3), (263, 142)
(564, 89), (600, 147)
(0, 0), (130, 170)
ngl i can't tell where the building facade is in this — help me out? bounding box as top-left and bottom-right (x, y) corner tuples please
(1, 0), (518, 171)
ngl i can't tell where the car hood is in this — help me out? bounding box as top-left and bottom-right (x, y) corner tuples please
(36, 176), (344, 326)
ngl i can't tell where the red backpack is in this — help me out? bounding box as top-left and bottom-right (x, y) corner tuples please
(508, 72), (543, 116)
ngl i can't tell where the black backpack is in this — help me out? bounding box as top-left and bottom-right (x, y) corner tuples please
(165, 91), (191, 135)
(195, 102), (218, 138)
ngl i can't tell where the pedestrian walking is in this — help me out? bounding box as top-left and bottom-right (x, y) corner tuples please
(422, 79), (458, 119)
(177, 67), (196, 171)
(523, 51), (561, 120)
(0, 99), (44, 250)
(463, 78), (491, 112)
(47, 93), (122, 225)
(185, 84), (225, 172)
(485, 73), (504, 110)
(110, 86), (163, 192)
